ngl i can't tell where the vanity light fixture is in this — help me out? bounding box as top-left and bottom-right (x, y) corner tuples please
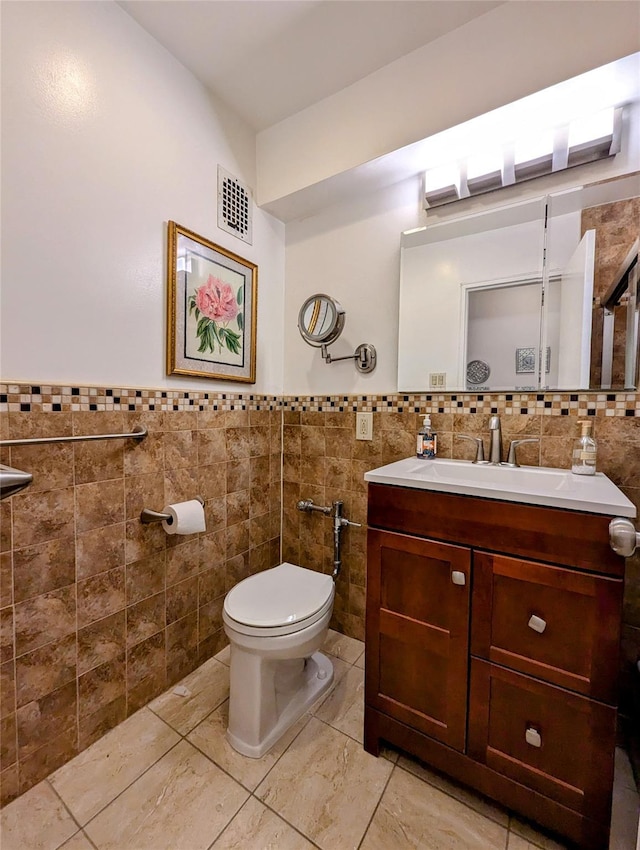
(424, 106), (623, 209)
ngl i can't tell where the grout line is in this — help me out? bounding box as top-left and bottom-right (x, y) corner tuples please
(202, 793), (252, 850)
(393, 757), (510, 830)
(356, 760), (396, 850)
(251, 795), (324, 850)
(67, 731), (185, 833)
(45, 779), (87, 849)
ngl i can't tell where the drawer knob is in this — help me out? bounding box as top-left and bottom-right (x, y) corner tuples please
(528, 614), (546, 634)
(451, 571), (466, 586)
(525, 727), (542, 748)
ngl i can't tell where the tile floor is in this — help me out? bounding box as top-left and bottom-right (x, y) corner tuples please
(1, 630), (638, 850)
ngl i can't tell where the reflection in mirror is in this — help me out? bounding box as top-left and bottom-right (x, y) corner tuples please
(547, 176), (640, 390)
(298, 293), (345, 346)
(398, 172), (640, 392)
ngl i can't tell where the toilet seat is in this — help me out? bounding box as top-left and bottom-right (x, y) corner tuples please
(223, 562), (334, 637)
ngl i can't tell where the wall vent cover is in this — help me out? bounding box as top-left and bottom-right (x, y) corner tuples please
(217, 166), (253, 244)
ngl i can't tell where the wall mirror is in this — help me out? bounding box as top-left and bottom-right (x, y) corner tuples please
(398, 172), (640, 392)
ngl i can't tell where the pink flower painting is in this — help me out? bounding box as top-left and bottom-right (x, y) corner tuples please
(189, 274), (243, 357)
(195, 276), (239, 323)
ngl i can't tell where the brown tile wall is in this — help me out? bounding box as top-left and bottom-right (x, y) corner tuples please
(0, 404), (281, 804)
(583, 196), (640, 388)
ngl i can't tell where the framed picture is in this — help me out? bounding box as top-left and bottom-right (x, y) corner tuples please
(515, 346), (551, 374)
(166, 222), (257, 382)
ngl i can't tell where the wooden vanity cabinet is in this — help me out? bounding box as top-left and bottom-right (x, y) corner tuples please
(364, 483), (625, 850)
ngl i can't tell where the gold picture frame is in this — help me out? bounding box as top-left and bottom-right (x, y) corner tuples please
(166, 222), (257, 382)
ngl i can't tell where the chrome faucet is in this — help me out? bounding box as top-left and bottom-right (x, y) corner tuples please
(489, 415), (502, 465)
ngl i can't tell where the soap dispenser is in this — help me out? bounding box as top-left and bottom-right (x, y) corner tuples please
(417, 414), (437, 459)
(571, 419), (597, 475)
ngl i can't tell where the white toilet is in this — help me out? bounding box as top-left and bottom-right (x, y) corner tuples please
(222, 562), (335, 758)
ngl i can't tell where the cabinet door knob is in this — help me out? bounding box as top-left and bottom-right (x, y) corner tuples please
(528, 614), (546, 634)
(451, 571), (466, 586)
(525, 727), (542, 748)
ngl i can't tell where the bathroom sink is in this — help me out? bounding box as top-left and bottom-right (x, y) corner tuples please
(364, 457), (636, 517)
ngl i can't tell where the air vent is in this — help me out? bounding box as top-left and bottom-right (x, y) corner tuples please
(217, 166), (253, 244)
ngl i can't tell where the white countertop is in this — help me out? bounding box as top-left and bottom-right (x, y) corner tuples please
(364, 457), (636, 517)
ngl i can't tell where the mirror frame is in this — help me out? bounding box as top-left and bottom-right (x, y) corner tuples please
(298, 293), (346, 348)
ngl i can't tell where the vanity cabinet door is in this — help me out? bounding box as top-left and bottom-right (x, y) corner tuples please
(468, 660), (616, 825)
(366, 529), (470, 751)
(471, 552), (623, 703)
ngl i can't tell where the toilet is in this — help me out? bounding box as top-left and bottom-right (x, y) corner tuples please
(222, 562), (335, 758)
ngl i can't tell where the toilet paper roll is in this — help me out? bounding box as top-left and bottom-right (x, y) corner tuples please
(162, 500), (206, 535)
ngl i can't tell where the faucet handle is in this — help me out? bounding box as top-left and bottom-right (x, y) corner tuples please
(457, 435), (485, 463)
(505, 438), (540, 467)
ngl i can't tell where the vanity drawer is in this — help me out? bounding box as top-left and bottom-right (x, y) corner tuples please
(468, 659), (616, 824)
(471, 552), (623, 703)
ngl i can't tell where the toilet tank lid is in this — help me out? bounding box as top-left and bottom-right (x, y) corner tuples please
(224, 562), (334, 627)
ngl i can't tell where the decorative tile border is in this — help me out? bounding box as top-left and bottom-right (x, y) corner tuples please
(281, 392), (640, 417)
(0, 384), (280, 413)
(1, 383), (639, 416)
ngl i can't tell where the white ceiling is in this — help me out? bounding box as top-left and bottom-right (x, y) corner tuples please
(117, 0), (501, 131)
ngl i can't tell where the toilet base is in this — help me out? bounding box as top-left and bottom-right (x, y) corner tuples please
(226, 651), (334, 758)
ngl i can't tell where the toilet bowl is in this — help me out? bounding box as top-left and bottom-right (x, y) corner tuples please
(223, 562), (335, 758)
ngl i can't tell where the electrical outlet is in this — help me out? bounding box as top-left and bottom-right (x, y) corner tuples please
(356, 412), (373, 441)
(429, 372), (446, 388)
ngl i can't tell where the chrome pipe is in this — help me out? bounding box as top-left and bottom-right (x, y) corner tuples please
(296, 499), (332, 515)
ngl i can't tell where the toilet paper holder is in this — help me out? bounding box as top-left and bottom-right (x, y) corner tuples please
(140, 496), (205, 525)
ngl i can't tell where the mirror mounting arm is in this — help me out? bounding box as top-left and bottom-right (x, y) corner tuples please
(321, 343), (376, 373)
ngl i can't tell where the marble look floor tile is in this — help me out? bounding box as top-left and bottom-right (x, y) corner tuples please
(215, 644), (231, 666)
(256, 717), (392, 850)
(58, 832), (95, 850)
(354, 650), (365, 669)
(361, 766), (508, 850)
(0, 780), (78, 850)
(507, 836), (545, 850)
(50, 707), (179, 825)
(508, 817), (569, 849)
(187, 699), (311, 791)
(310, 655), (351, 715)
(609, 784), (640, 850)
(397, 754), (509, 827)
(211, 796), (315, 850)
(316, 665), (364, 742)
(322, 629), (365, 665)
(615, 747), (638, 792)
(148, 656), (229, 734)
(84, 740), (248, 850)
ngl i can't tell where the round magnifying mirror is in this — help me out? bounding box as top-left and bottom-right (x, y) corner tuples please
(298, 294), (345, 347)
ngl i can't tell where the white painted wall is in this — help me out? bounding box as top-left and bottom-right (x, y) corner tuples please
(257, 1), (640, 208)
(284, 178), (421, 395)
(0, 1), (285, 393)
